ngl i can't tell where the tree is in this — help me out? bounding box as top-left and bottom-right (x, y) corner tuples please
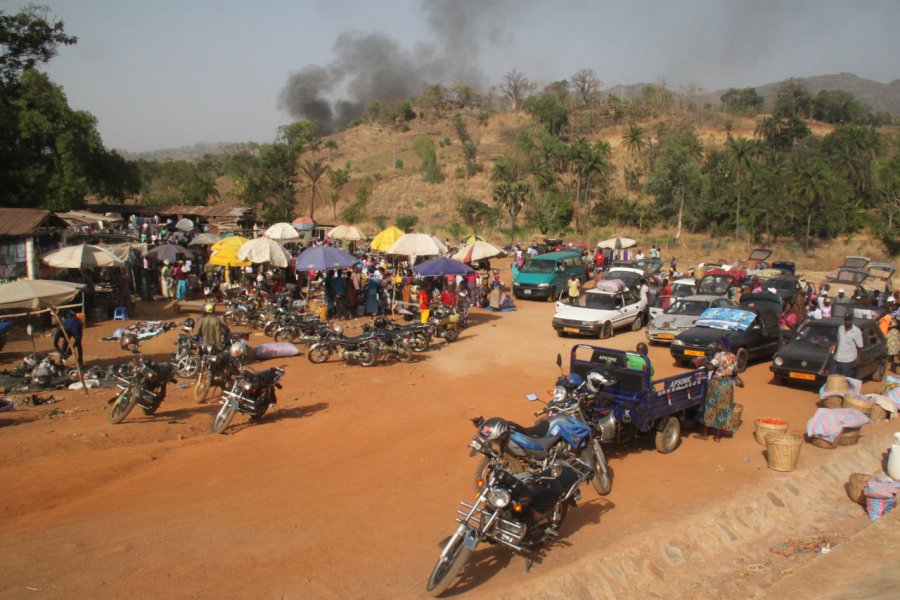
(456, 195), (496, 234)
(239, 142), (301, 223)
(324, 139), (338, 162)
(341, 182), (371, 224)
(500, 69), (535, 111)
(643, 124), (704, 243)
(395, 214), (418, 232)
(724, 136), (759, 238)
(530, 190), (574, 234)
(812, 90), (872, 125)
(493, 180), (531, 246)
(622, 124), (650, 164)
(523, 94), (568, 136)
(571, 69), (601, 108)
(453, 114), (478, 177)
(298, 159), (329, 219)
(412, 136), (443, 183)
(719, 87), (764, 115)
(0, 6), (76, 86)
(327, 167), (350, 220)
(568, 138), (611, 233)
(772, 79), (812, 119)
(754, 115), (810, 152)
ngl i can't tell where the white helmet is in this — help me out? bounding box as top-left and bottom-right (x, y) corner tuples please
(585, 371), (611, 394)
(332, 324), (344, 336)
(229, 341), (245, 359)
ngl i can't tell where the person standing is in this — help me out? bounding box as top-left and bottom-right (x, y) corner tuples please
(567, 274), (581, 299)
(886, 316), (899, 374)
(160, 260), (173, 300)
(418, 285), (431, 324)
(831, 313), (863, 376)
(193, 303), (226, 352)
(701, 337), (739, 442)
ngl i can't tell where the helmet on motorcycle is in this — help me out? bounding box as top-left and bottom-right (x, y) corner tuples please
(204, 303), (215, 314)
(228, 341), (246, 360)
(332, 324), (344, 336)
(584, 370), (612, 394)
(478, 417), (509, 441)
(120, 332), (139, 352)
(566, 373), (584, 387)
(183, 317), (195, 330)
(373, 316), (386, 328)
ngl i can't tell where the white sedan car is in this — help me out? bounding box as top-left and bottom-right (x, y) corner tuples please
(646, 294), (737, 344)
(552, 284), (646, 339)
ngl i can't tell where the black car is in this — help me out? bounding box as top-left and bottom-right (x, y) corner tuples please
(764, 275), (800, 306)
(770, 317), (888, 386)
(670, 305), (781, 372)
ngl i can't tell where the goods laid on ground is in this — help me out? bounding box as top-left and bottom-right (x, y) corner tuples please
(806, 407), (871, 448)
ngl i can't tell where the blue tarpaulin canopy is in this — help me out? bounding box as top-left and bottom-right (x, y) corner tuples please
(695, 308), (756, 331)
(412, 257), (474, 277)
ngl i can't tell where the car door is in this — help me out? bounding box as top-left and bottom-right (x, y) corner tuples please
(620, 289), (640, 327)
(861, 325), (885, 377)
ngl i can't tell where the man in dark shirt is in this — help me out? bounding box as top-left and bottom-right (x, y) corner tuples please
(53, 311), (84, 365)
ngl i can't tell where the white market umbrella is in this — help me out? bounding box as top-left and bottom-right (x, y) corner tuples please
(596, 236), (636, 250)
(387, 233), (447, 257)
(237, 237), (291, 268)
(264, 222), (300, 241)
(188, 232), (222, 246)
(0, 279), (85, 311)
(42, 244), (125, 269)
(452, 240), (505, 264)
(327, 224), (366, 241)
(175, 218), (195, 231)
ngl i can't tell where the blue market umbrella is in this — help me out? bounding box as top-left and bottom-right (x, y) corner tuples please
(295, 246), (359, 271)
(412, 257), (474, 277)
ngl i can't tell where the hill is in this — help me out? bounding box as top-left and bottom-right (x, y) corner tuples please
(751, 72), (900, 115)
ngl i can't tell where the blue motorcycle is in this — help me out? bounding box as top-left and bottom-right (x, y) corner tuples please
(469, 387), (612, 496)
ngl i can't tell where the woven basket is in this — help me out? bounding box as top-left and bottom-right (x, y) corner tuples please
(838, 427), (862, 446)
(820, 396), (843, 409)
(810, 435), (838, 449)
(842, 394), (872, 416)
(755, 418), (789, 446)
(870, 403), (887, 421)
(732, 403), (744, 429)
(766, 431), (804, 472)
(847, 473), (872, 506)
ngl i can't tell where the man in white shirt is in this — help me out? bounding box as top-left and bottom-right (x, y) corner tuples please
(831, 313), (863, 376)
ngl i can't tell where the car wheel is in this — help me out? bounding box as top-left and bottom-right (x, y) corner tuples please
(557, 330), (566, 338)
(631, 313), (643, 331)
(546, 288), (556, 302)
(599, 321), (613, 339)
(872, 359), (887, 382)
(735, 347), (749, 373)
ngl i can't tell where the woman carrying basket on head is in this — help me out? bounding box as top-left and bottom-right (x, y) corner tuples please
(699, 336), (743, 442)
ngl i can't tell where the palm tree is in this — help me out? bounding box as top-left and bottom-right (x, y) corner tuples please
(298, 160), (329, 220)
(724, 136), (757, 238)
(621, 124), (649, 163)
(790, 158), (832, 250)
(493, 181), (530, 247)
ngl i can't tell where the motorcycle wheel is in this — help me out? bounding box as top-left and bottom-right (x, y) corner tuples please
(425, 528), (473, 597)
(249, 400), (269, 421)
(222, 312), (240, 327)
(176, 355), (200, 379)
(307, 344), (333, 364)
(444, 327), (460, 343)
(263, 321), (278, 337)
(582, 443), (612, 496)
(274, 327), (298, 343)
(142, 401), (160, 416)
(211, 401), (236, 434)
(107, 389), (138, 424)
(395, 346), (413, 363)
(472, 453), (524, 493)
(411, 332), (430, 352)
(356, 346), (377, 367)
(194, 371), (211, 403)
(551, 500), (569, 531)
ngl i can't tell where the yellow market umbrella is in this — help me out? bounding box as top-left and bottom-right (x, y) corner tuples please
(369, 227), (405, 252)
(464, 234), (486, 246)
(211, 235), (249, 252)
(208, 248), (250, 268)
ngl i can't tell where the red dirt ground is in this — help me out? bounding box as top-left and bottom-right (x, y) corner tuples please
(0, 261), (891, 599)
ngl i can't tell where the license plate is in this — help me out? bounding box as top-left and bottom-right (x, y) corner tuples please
(789, 371), (816, 381)
(524, 289), (531, 295)
(563, 327), (579, 333)
(684, 349), (705, 357)
(657, 333), (674, 339)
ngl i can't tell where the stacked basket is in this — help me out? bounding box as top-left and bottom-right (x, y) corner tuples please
(754, 418), (788, 446)
(766, 430), (804, 472)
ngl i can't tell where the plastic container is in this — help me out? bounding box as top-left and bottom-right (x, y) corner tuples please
(887, 432), (900, 480)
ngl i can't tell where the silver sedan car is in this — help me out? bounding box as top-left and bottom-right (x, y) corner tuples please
(646, 294), (737, 344)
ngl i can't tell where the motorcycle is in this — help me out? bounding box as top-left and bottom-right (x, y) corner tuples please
(194, 344), (243, 403)
(212, 366), (285, 434)
(307, 326), (379, 367)
(379, 319), (432, 352)
(272, 314), (327, 344)
(426, 457), (593, 596)
(174, 329), (202, 379)
(365, 324), (414, 363)
(430, 305), (461, 343)
(469, 381), (612, 496)
(222, 300), (268, 330)
(107, 353), (176, 423)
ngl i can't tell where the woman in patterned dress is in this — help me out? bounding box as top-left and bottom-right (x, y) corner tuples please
(701, 336), (739, 442)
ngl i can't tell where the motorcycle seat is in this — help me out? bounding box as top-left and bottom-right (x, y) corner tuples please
(338, 333), (375, 343)
(508, 420), (551, 438)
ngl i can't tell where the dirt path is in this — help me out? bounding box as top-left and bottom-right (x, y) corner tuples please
(0, 268), (891, 599)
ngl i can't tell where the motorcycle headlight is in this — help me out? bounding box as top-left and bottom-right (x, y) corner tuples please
(671, 339), (684, 346)
(486, 487), (511, 508)
(552, 386), (567, 403)
(773, 356), (784, 366)
(241, 381), (253, 392)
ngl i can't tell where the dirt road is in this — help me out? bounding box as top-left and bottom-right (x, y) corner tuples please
(0, 272), (891, 599)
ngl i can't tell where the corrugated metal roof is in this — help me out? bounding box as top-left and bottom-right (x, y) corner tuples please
(0, 208), (68, 236)
(88, 204), (254, 219)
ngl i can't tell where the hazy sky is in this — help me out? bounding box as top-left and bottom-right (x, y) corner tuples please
(19, 0), (900, 153)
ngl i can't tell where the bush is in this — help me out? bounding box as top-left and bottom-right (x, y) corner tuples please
(395, 159), (403, 170)
(395, 214), (419, 232)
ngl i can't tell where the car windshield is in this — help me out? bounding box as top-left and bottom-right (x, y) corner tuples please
(607, 271), (640, 287)
(769, 279), (795, 292)
(794, 324), (838, 346)
(576, 293), (618, 310)
(672, 283), (694, 297)
(665, 300), (708, 316)
(520, 259), (555, 274)
(698, 275), (732, 295)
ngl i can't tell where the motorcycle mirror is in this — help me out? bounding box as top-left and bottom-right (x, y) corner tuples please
(525, 393), (539, 402)
(556, 353), (562, 368)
